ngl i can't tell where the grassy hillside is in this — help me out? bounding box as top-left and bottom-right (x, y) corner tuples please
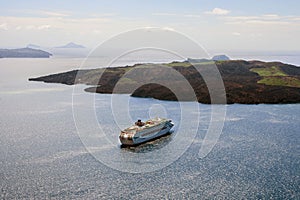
(250, 66), (300, 88)
(250, 66), (287, 76)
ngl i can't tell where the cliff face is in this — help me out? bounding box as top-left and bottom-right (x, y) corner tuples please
(0, 48), (52, 58)
(29, 60), (300, 104)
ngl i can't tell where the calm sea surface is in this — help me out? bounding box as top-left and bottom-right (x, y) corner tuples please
(0, 56), (299, 199)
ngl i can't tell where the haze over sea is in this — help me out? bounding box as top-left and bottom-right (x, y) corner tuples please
(0, 53), (299, 199)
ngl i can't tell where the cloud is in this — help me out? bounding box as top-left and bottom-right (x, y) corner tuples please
(144, 26), (159, 29)
(205, 8), (230, 15)
(92, 29), (102, 34)
(152, 13), (177, 16)
(38, 10), (70, 17)
(153, 13), (203, 18)
(15, 26), (22, 30)
(37, 24), (51, 30)
(224, 15), (297, 25)
(90, 13), (118, 18)
(183, 14), (202, 18)
(162, 27), (175, 31)
(244, 20), (290, 25)
(13, 9), (71, 17)
(142, 26), (175, 31)
(0, 23), (8, 30)
(25, 25), (35, 30)
(262, 14), (280, 19)
(232, 32), (241, 36)
(9, 24), (51, 31)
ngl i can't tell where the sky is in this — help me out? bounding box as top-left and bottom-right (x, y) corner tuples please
(0, 0), (299, 52)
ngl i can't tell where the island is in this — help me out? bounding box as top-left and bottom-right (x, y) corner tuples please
(56, 42), (85, 49)
(0, 47), (52, 58)
(212, 54), (230, 61)
(29, 59), (300, 104)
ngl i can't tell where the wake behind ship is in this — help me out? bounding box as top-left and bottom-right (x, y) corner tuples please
(119, 117), (174, 146)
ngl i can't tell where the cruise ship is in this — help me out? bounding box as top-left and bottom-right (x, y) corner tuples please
(119, 117), (174, 146)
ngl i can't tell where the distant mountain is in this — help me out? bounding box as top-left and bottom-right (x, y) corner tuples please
(0, 48), (52, 58)
(26, 44), (41, 49)
(186, 55), (230, 63)
(56, 42), (85, 48)
(212, 55), (230, 61)
(186, 58), (212, 63)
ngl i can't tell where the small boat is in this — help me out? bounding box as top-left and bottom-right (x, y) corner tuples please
(119, 117), (174, 146)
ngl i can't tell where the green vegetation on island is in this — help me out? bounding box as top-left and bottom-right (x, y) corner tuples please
(250, 66), (300, 88)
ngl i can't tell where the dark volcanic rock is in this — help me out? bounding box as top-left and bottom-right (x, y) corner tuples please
(131, 84), (178, 101)
(29, 70), (80, 85)
(29, 60), (300, 104)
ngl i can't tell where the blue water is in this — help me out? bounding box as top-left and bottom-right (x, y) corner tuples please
(0, 57), (299, 199)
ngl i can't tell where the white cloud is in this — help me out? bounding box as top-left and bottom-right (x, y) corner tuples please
(25, 25), (35, 30)
(232, 32), (241, 36)
(225, 16), (259, 21)
(244, 20), (290, 25)
(183, 14), (202, 18)
(224, 15), (297, 25)
(92, 29), (102, 34)
(144, 26), (159, 29)
(0, 23), (8, 30)
(38, 10), (70, 17)
(37, 24), (51, 30)
(205, 8), (230, 15)
(13, 9), (71, 18)
(162, 27), (175, 31)
(262, 14), (280, 19)
(152, 13), (177, 16)
(90, 13), (117, 18)
(291, 17), (300, 21)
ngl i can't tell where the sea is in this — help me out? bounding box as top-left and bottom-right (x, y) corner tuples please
(0, 53), (299, 199)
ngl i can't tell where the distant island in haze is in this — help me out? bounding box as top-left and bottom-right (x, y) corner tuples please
(187, 54), (230, 63)
(212, 54), (230, 61)
(0, 48), (52, 58)
(29, 58), (300, 104)
(56, 42), (85, 49)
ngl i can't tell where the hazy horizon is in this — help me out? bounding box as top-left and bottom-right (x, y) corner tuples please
(0, 0), (299, 52)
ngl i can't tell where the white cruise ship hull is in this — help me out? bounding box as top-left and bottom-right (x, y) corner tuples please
(119, 118), (174, 146)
